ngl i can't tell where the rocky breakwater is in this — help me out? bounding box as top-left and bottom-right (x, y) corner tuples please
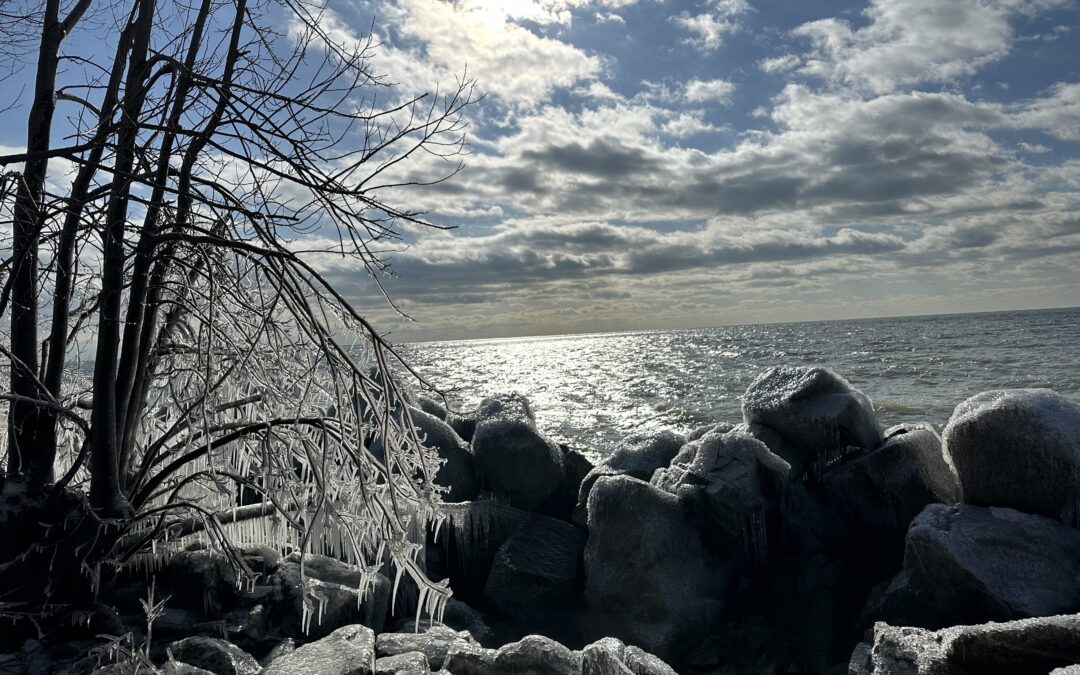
(419, 368), (1080, 672)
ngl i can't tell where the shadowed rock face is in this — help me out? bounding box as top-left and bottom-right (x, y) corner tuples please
(472, 415), (565, 510)
(583, 475), (739, 662)
(943, 389), (1080, 526)
(863, 504), (1080, 629)
(822, 423), (961, 571)
(742, 366), (883, 478)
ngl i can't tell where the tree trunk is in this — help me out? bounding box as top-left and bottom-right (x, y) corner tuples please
(6, 0), (63, 487)
(89, 0), (154, 517)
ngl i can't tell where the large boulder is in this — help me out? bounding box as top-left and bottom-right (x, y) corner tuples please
(374, 651), (429, 675)
(266, 558), (391, 639)
(483, 513), (587, 619)
(652, 430), (789, 567)
(389, 598), (496, 647)
(822, 423), (961, 570)
(264, 624), (375, 675)
(573, 430), (687, 527)
(158, 550), (241, 615)
(406, 407), (479, 502)
(165, 637), (261, 675)
(415, 394), (449, 421)
(472, 416), (565, 510)
(943, 389), (1080, 526)
(376, 624), (478, 670)
(583, 475), (739, 662)
(864, 504), (1080, 629)
(851, 614), (1080, 675)
(494, 635), (581, 675)
(436, 501), (534, 594)
(742, 367), (883, 478)
(448, 393), (534, 442)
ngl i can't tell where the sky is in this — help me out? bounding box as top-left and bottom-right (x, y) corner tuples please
(4, 0), (1080, 342)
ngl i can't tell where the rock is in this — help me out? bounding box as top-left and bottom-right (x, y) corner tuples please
(943, 389), (1080, 526)
(442, 643), (498, 675)
(416, 394), (449, 421)
(550, 448), (594, 522)
(258, 640), (295, 668)
(159, 550), (239, 615)
(573, 430), (688, 527)
(406, 407), (479, 502)
(623, 646), (678, 675)
(267, 559), (391, 639)
(166, 637), (261, 675)
(374, 651), (429, 675)
(390, 598), (496, 647)
(448, 393), (535, 442)
(582, 639), (633, 675)
(264, 624), (375, 675)
(483, 513), (586, 619)
(865, 504), (1080, 629)
(854, 614), (1080, 674)
(238, 545), (281, 579)
(472, 416), (565, 510)
(495, 635), (581, 675)
(375, 624), (478, 669)
(822, 423), (961, 570)
(742, 366), (883, 478)
(161, 663), (217, 675)
(686, 422), (737, 443)
(368, 407), (479, 502)
(437, 500), (535, 594)
(584, 475), (738, 662)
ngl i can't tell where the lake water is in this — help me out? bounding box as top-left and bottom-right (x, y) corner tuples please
(402, 307), (1080, 460)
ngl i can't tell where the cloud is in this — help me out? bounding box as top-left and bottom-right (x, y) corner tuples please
(790, 0), (1067, 94)
(671, 0), (751, 53)
(759, 54), (801, 73)
(1010, 82), (1080, 140)
(684, 78), (736, 104)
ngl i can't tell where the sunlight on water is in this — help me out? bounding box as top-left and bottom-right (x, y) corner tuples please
(403, 308), (1080, 458)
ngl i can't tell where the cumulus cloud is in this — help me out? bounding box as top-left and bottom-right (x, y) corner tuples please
(671, 0), (751, 52)
(790, 0), (1067, 94)
(684, 78), (736, 104)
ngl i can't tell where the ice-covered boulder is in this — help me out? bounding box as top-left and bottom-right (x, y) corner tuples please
(442, 643), (498, 675)
(415, 394), (449, 421)
(851, 614), (1080, 674)
(495, 635), (581, 675)
(436, 501), (535, 594)
(943, 389), (1080, 526)
(166, 637), (260, 675)
(472, 415), (565, 510)
(863, 504), (1080, 629)
(264, 624), (375, 675)
(652, 430), (789, 566)
(408, 407), (479, 503)
(686, 422), (737, 443)
(822, 423), (961, 570)
(389, 598), (496, 647)
(584, 475), (738, 662)
(448, 393), (534, 442)
(483, 513), (586, 619)
(375, 624), (477, 670)
(374, 651), (429, 675)
(551, 447), (594, 521)
(742, 367), (882, 478)
(573, 430), (687, 526)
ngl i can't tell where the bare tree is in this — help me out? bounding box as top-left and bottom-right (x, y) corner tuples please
(0, 0), (473, 629)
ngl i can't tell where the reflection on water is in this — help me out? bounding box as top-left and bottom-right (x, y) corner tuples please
(402, 307), (1080, 459)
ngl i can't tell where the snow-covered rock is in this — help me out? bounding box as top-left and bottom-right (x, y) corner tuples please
(573, 430), (687, 526)
(166, 637), (260, 675)
(863, 504), (1080, 629)
(584, 475), (738, 661)
(943, 389), (1080, 526)
(448, 393), (535, 442)
(742, 366), (883, 478)
(375, 624), (477, 670)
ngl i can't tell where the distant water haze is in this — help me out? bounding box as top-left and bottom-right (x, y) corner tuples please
(403, 307), (1080, 460)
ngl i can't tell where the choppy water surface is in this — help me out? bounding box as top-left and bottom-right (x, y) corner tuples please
(402, 307), (1080, 459)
